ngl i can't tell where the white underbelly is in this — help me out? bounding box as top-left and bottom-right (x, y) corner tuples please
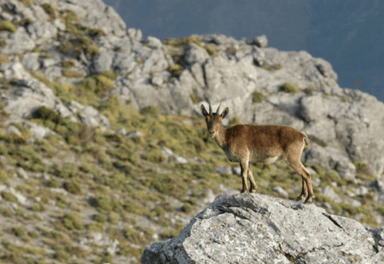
(263, 156), (280, 164)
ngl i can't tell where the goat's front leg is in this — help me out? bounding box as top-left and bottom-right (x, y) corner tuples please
(240, 159), (249, 193)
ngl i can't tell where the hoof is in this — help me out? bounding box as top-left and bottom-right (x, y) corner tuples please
(296, 195), (305, 201)
(249, 189), (257, 193)
(303, 197), (313, 204)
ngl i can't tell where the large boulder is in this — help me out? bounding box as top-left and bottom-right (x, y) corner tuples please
(141, 193), (384, 263)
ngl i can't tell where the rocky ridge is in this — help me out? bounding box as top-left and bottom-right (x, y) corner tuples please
(1, 0), (384, 183)
(142, 193), (384, 264)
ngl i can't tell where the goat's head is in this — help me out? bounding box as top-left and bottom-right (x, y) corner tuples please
(201, 102), (229, 138)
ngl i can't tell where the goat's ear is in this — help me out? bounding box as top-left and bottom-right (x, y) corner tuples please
(201, 104), (208, 117)
(221, 107), (229, 119)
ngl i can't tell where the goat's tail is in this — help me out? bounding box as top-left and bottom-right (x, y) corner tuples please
(303, 134), (310, 147)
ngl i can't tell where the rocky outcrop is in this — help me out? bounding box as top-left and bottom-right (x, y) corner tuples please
(141, 193), (384, 263)
(0, 0), (383, 196)
(1, 0), (383, 183)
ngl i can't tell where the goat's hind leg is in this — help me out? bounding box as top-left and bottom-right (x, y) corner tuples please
(240, 159), (250, 193)
(285, 158), (313, 204)
(247, 166), (257, 193)
(296, 177), (307, 201)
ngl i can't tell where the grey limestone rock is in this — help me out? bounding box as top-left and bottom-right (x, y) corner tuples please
(27, 21), (57, 45)
(252, 34), (268, 48)
(183, 43), (210, 66)
(92, 48), (114, 74)
(127, 28), (143, 42)
(303, 146), (356, 181)
(21, 52), (40, 71)
(147, 36), (163, 49)
(142, 193), (384, 263)
(298, 93), (329, 122)
(1, 27), (35, 54)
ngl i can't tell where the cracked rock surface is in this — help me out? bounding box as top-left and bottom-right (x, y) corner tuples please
(141, 193), (384, 263)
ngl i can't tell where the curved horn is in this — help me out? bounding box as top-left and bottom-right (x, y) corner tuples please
(216, 102), (222, 114)
(208, 100), (212, 114)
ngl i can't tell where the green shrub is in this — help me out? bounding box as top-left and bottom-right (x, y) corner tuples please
(140, 105), (162, 117)
(101, 70), (118, 81)
(181, 203), (193, 213)
(87, 222), (104, 233)
(142, 149), (165, 163)
(304, 86), (316, 94)
(94, 213), (107, 223)
(45, 178), (59, 188)
(62, 60), (75, 68)
(272, 63), (283, 70)
(228, 116), (241, 127)
(54, 247), (70, 262)
(88, 28), (107, 37)
(42, 3), (56, 20)
(312, 164), (325, 175)
(252, 91), (265, 103)
(33, 106), (65, 126)
(354, 162), (375, 182)
(0, 21), (17, 33)
(169, 64), (183, 77)
(62, 212), (83, 230)
(190, 93), (199, 104)
(108, 212), (119, 224)
(92, 195), (113, 212)
(77, 74), (114, 96)
(160, 228), (179, 239)
(63, 179), (82, 194)
(62, 68), (83, 78)
(0, 207), (13, 217)
(0, 171), (10, 183)
(10, 227), (27, 238)
(204, 45), (218, 56)
(1, 191), (17, 203)
(180, 36), (201, 45)
(31, 203), (44, 212)
(18, 0), (33, 7)
(308, 135), (327, 147)
(28, 231), (39, 239)
(282, 82), (300, 93)
(0, 39), (6, 47)
(49, 164), (78, 178)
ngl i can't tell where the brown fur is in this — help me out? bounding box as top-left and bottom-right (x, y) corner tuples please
(201, 103), (314, 204)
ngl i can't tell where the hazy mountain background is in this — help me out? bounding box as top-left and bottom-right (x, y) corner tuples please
(103, 0), (384, 103)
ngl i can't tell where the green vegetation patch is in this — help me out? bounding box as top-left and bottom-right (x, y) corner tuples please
(63, 179), (82, 194)
(354, 162), (375, 182)
(18, 0), (33, 7)
(252, 91), (265, 103)
(282, 82), (300, 93)
(1, 191), (17, 203)
(0, 20), (17, 33)
(204, 45), (218, 56)
(62, 68), (84, 78)
(169, 64), (183, 77)
(92, 195), (123, 212)
(308, 135), (327, 147)
(190, 93), (199, 104)
(62, 212), (84, 230)
(42, 3), (56, 20)
(77, 73), (115, 96)
(49, 163), (78, 178)
(57, 9), (103, 60)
